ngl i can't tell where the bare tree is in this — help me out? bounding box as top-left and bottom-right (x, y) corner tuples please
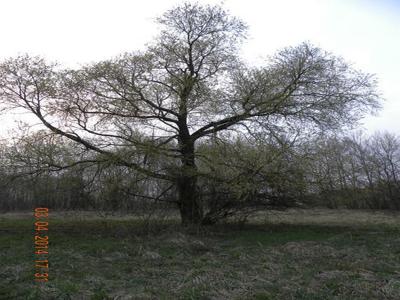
(0, 3), (380, 224)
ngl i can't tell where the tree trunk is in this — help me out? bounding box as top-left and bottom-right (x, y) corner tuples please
(177, 137), (203, 225)
(177, 171), (202, 225)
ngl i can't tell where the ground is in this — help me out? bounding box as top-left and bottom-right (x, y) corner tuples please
(1, 209), (400, 299)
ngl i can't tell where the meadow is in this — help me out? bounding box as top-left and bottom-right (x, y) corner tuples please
(1, 209), (399, 299)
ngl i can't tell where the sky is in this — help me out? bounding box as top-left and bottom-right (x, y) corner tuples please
(0, 0), (399, 136)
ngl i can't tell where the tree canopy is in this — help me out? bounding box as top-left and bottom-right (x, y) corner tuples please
(0, 2), (380, 224)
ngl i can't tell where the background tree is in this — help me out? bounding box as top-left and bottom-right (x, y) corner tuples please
(0, 2), (380, 224)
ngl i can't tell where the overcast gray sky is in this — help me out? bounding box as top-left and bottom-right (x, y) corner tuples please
(0, 0), (399, 136)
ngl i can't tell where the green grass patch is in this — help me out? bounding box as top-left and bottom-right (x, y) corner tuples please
(1, 209), (399, 299)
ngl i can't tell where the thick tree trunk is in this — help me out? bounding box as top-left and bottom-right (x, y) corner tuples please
(177, 136), (203, 225)
(177, 171), (202, 225)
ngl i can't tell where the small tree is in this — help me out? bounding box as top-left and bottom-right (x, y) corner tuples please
(0, 3), (380, 224)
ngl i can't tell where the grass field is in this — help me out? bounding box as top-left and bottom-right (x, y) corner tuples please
(1, 209), (400, 299)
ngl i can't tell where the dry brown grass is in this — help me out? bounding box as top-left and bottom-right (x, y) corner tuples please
(255, 208), (400, 227)
(1, 208), (399, 299)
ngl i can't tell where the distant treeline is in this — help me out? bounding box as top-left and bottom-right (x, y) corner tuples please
(0, 131), (399, 213)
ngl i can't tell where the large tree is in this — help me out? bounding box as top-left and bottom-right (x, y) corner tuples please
(0, 3), (380, 224)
